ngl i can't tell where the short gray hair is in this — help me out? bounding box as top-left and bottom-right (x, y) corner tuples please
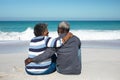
(58, 21), (70, 29)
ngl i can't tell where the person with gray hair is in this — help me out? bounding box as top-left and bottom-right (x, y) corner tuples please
(57, 21), (70, 35)
(25, 21), (82, 74)
(56, 21), (81, 74)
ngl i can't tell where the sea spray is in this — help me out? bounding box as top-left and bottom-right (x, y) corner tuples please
(0, 28), (120, 40)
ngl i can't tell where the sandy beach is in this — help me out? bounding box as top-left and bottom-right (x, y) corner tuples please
(0, 40), (120, 80)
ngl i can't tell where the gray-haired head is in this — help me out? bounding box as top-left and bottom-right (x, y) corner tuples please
(57, 21), (70, 35)
(58, 21), (70, 30)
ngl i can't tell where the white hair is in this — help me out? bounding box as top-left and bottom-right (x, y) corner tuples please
(58, 21), (70, 29)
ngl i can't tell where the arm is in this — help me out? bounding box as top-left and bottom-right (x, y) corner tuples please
(25, 48), (56, 65)
(32, 48), (56, 63)
(46, 32), (73, 47)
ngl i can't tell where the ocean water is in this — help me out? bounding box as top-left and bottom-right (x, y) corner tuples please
(0, 21), (120, 40)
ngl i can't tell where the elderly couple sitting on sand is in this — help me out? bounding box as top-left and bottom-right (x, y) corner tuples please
(25, 21), (82, 75)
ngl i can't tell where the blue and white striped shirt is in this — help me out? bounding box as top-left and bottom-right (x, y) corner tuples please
(26, 36), (63, 74)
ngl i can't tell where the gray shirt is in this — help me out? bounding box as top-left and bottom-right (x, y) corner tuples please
(33, 33), (81, 74)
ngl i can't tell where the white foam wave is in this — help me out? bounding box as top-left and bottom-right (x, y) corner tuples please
(0, 28), (120, 41)
(71, 30), (120, 40)
(0, 27), (34, 40)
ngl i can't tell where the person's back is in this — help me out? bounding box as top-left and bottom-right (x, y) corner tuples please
(56, 34), (81, 74)
(25, 21), (82, 75)
(55, 21), (81, 74)
(25, 23), (57, 75)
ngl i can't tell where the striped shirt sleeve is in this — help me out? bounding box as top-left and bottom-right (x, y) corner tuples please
(45, 36), (63, 47)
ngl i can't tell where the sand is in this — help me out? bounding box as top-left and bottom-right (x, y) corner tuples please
(0, 40), (120, 80)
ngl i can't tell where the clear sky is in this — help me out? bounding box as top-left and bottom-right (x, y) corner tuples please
(0, 0), (120, 20)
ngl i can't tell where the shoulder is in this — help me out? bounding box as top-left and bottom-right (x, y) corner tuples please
(70, 35), (81, 46)
(72, 35), (80, 42)
(72, 35), (81, 48)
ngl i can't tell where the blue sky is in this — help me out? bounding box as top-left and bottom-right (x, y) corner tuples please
(0, 0), (120, 20)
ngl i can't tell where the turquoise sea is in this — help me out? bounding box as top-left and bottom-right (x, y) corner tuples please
(0, 21), (120, 40)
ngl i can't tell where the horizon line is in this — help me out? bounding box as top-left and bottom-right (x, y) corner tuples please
(0, 17), (120, 21)
(0, 19), (120, 21)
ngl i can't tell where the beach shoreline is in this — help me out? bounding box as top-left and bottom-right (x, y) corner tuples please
(0, 40), (120, 54)
(0, 40), (120, 80)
